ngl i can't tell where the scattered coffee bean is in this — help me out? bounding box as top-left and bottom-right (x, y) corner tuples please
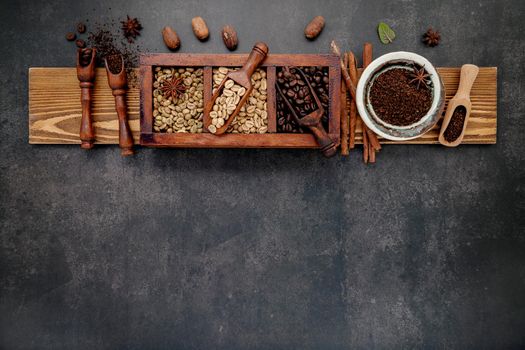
(75, 39), (86, 48)
(77, 22), (86, 34)
(66, 32), (76, 41)
(153, 67), (204, 133)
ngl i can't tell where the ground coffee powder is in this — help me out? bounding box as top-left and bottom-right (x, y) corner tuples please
(444, 105), (467, 142)
(369, 68), (432, 126)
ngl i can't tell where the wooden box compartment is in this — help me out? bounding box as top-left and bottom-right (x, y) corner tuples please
(140, 54), (341, 148)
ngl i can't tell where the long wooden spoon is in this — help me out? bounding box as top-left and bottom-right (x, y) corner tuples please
(104, 54), (134, 156)
(439, 64), (479, 147)
(204, 42), (268, 135)
(76, 48), (97, 149)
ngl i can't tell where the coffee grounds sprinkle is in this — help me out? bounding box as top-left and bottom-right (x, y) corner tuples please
(444, 105), (467, 142)
(66, 13), (143, 87)
(369, 67), (432, 126)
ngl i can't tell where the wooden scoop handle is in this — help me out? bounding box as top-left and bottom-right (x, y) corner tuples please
(240, 42), (268, 79)
(308, 123), (337, 157)
(113, 90), (134, 156)
(79, 82), (95, 149)
(455, 64), (479, 100)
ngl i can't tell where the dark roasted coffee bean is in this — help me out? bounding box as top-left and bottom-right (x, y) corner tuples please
(66, 32), (76, 41)
(287, 90), (295, 98)
(278, 117), (285, 125)
(296, 99), (304, 105)
(76, 39), (86, 48)
(77, 23), (87, 34)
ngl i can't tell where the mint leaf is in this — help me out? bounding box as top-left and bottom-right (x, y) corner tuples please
(378, 22), (396, 44)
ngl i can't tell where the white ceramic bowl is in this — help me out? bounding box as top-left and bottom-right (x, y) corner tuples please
(356, 51), (445, 141)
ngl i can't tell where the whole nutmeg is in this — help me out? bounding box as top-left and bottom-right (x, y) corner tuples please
(191, 16), (209, 41)
(162, 26), (181, 51)
(221, 25), (238, 51)
(304, 15), (325, 40)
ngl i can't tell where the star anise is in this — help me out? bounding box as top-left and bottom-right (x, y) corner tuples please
(408, 64), (431, 90)
(121, 16), (142, 43)
(160, 77), (187, 100)
(423, 28), (441, 47)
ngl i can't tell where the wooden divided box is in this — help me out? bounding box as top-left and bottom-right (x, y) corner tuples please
(139, 54), (341, 148)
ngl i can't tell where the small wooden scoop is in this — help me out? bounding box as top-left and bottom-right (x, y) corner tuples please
(276, 68), (337, 157)
(104, 55), (134, 156)
(439, 64), (479, 147)
(204, 42), (268, 135)
(76, 48), (97, 149)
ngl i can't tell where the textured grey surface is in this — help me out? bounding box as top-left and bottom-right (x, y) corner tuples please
(1, 0), (524, 349)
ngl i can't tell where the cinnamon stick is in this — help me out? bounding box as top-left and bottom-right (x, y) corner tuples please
(347, 51), (358, 149)
(340, 53), (349, 156)
(330, 40), (357, 100)
(362, 121), (369, 163)
(362, 42), (381, 157)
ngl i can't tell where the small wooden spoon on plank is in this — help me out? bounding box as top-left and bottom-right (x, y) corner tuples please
(104, 55), (134, 156)
(439, 64), (479, 147)
(204, 42), (268, 135)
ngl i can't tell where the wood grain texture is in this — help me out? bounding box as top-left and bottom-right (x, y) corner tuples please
(29, 68), (140, 144)
(29, 67), (497, 145)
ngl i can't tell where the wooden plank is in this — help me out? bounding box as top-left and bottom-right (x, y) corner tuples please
(29, 66), (497, 145)
(29, 68), (140, 144)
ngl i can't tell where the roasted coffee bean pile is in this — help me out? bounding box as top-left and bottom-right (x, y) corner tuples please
(276, 66), (329, 133)
(444, 105), (467, 142)
(369, 67), (432, 126)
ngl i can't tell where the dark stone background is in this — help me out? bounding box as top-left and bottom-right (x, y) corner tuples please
(1, 0), (524, 348)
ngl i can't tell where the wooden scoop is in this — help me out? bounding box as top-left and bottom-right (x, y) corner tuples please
(76, 48), (97, 149)
(276, 68), (337, 157)
(104, 55), (134, 156)
(204, 42), (268, 135)
(439, 64), (479, 147)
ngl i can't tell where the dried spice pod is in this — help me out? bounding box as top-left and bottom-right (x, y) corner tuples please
(222, 25), (238, 51)
(121, 16), (142, 43)
(65, 32), (76, 41)
(304, 16), (325, 40)
(162, 26), (181, 51)
(191, 16), (209, 41)
(423, 28), (441, 47)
